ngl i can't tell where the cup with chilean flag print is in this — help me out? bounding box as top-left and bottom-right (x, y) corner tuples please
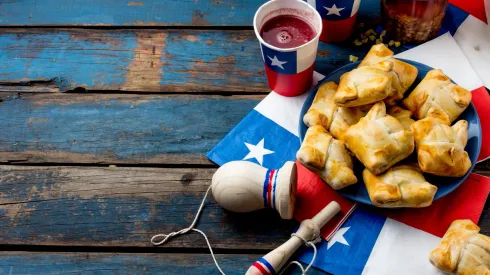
(253, 0), (322, 97)
(307, 0), (361, 42)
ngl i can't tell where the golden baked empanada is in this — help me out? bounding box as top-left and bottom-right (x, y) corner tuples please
(388, 106), (415, 130)
(411, 117), (471, 177)
(334, 60), (393, 107)
(359, 44), (418, 106)
(303, 81), (369, 141)
(429, 220), (490, 275)
(402, 69), (472, 124)
(363, 163), (437, 208)
(297, 125), (357, 190)
(344, 101), (414, 175)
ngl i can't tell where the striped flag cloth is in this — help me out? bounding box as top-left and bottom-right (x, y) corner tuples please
(207, 2), (490, 274)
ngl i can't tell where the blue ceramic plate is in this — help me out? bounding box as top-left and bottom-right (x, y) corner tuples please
(299, 59), (482, 205)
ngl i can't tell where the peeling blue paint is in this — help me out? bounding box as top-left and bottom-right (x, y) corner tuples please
(0, 96), (259, 159)
(161, 31), (265, 88)
(0, 0), (379, 26)
(0, 32), (136, 91)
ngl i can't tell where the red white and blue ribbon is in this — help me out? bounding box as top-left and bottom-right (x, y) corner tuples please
(262, 169), (279, 209)
(252, 258), (276, 275)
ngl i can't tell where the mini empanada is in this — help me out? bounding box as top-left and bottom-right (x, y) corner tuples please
(388, 106), (415, 130)
(402, 69), (472, 124)
(334, 60), (393, 107)
(363, 163), (437, 208)
(303, 81), (369, 141)
(429, 220), (490, 275)
(344, 101), (414, 175)
(297, 125), (357, 190)
(411, 117), (471, 177)
(359, 44), (418, 106)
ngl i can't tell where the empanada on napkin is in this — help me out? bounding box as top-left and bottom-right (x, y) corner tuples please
(363, 163), (437, 208)
(411, 117), (471, 177)
(402, 69), (472, 124)
(297, 125), (357, 190)
(303, 81), (369, 141)
(334, 60), (393, 107)
(359, 44), (418, 106)
(344, 101), (414, 175)
(388, 106), (415, 130)
(429, 220), (490, 275)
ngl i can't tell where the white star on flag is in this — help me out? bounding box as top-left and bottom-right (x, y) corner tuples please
(243, 138), (274, 166)
(327, 226), (350, 249)
(267, 55), (287, 70)
(324, 4), (345, 16)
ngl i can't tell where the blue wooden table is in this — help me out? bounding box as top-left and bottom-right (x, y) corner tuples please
(0, 1), (488, 274)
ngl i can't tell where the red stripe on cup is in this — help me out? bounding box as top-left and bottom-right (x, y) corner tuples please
(264, 63), (315, 97)
(320, 13), (358, 43)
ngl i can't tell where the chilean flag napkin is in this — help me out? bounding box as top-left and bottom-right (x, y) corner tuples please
(207, 71), (357, 241)
(297, 173), (490, 275)
(444, 1), (490, 90)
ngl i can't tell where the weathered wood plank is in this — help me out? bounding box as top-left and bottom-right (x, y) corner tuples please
(0, 165), (488, 251)
(0, 0), (379, 26)
(0, 93), (262, 165)
(0, 165), (298, 249)
(0, 252), (327, 275)
(0, 29), (372, 93)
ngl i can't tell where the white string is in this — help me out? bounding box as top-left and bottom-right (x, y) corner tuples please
(279, 233), (320, 275)
(150, 185), (226, 275)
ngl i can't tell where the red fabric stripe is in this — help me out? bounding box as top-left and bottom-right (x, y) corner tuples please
(252, 262), (271, 275)
(294, 162), (357, 240)
(264, 63), (314, 97)
(449, 0), (487, 23)
(382, 173), (490, 237)
(267, 170), (275, 208)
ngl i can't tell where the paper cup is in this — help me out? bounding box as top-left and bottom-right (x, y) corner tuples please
(253, 0), (322, 97)
(307, 0), (361, 43)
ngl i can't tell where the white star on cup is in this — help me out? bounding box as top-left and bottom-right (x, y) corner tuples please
(267, 55), (287, 70)
(324, 4), (345, 16)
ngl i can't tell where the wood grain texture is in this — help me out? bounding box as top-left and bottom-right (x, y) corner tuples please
(0, 165), (488, 250)
(0, 252), (326, 275)
(0, 28), (373, 93)
(0, 165), (297, 249)
(0, 0), (379, 26)
(0, 93), (262, 165)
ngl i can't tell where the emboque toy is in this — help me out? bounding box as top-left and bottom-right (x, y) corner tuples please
(211, 161), (297, 219)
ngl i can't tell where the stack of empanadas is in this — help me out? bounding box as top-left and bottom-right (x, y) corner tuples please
(411, 117), (471, 177)
(429, 220), (490, 274)
(297, 43), (474, 208)
(358, 44), (418, 106)
(296, 125), (357, 190)
(334, 60), (394, 107)
(403, 69), (472, 124)
(363, 163), (437, 208)
(303, 81), (369, 141)
(344, 101), (414, 175)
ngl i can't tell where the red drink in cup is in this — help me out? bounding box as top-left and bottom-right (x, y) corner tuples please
(254, 0), (322, 97)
